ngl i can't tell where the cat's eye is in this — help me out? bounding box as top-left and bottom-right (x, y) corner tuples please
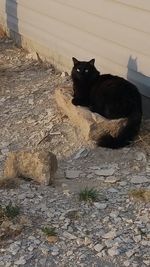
(77, 68), (80, 72)
(85, 69), (89, 73)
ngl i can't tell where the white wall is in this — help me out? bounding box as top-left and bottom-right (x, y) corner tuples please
(0, 0), (150, 99)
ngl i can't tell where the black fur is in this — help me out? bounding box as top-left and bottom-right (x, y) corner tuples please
(71, 57), (142, 149)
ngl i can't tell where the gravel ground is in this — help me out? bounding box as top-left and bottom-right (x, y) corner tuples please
(0, 37), (150, 267)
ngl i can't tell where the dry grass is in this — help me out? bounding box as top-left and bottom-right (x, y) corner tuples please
(0, 204), (22, 244)
(129, 188), (150, 202)
(0, 177), (19, 189)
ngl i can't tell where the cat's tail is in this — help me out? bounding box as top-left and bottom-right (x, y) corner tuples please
(97, 110), (142, 149)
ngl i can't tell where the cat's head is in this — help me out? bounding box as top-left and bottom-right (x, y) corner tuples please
(71, 57), (99, 82)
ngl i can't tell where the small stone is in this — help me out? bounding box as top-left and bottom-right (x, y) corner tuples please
(123, 260), (131, 266)
(102, 230), (117, 239)
(109, 211), (119, 218)
(119, 181), (127, 186)
(105, 176), (120, 183)
(65, 170), (80, 179)
(130, 175), (149, 184)
(76, 238), (84, 246)
(126, 249), (135, 258)
(95, 168), (115, 176)
(133, 235), (141, 242)
(15, 256), (26, 265)
(8, 243), (20, 255)
(135, 152), (146, 162)
(84, 237), (91, 246)
(28, 98), (34, 105)
(28, 246), (34, 252)
(107, 188), (119, 193)
(94, 202), (107, 209)
(73, 148), (89, 159)
(67, 251), (73, 256)
(143, 260), (150, 266)
(51, 250), (59, 256)
(94, 244), (105, 252)
(146, 166), (150, 173)
(107, 247), (119, 256)
(63, 231), (76, 240)
(61, 71), (68, 77)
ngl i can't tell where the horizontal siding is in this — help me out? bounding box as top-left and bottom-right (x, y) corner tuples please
(0, 0), (150, 98)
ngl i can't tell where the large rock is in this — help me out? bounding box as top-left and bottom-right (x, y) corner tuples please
(55, 87), (127, 142)
(3, 149), (57, 185)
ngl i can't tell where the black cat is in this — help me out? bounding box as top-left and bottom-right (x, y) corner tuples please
(71, 57), (142, 149)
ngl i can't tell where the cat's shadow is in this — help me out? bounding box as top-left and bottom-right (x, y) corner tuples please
(127, 56), (150, 118)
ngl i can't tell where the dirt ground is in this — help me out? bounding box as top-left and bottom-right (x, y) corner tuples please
(0, 37), (150, 267)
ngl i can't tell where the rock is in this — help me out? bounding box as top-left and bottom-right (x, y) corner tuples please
(65, 170), (81, 179)
(123, 260), (131, 266)
(135, 152), (147, 162)
(3, 149), (57, 185)
(73, 148), (89, 159)
(107, 247), (119, 256)
(133, 235), (141, 243)
(94, 202), (107, 209)
(63, 231), (77, 240)
(26, 52), (38, 60)
(8, 243), (20, 255)
(104, 176), (120, 183)
(84, 237), (92, 246)
(61, 71), (68, 77)
(130, 175), (149, 184)
(15, 256), (26, 265)
(102, 230), (117, 239)
(107, 188), (119, 193)
(126, 249), (136, 258)
(94, 244), (105, 252)
(55, 87), (127, 142)
(95, 168), (115, 176)
(66, 251), (73, 256)
(143, 260), (150, 266)
(28, 98), (34, 105)
(146, 166), (150, 173)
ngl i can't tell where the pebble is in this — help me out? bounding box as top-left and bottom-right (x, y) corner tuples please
(84, 237), (91, 246)
(94, 202), (107, 209)
(73, 148), (89, 159)
(130, 175), (149, 184)
(63, 232), (77, 240)
(123, 260), (131, 266)
(95, 168), (115, 176)
(65, 170), (81, 179)
(105, 176), (120, 183)
(94, 244), (105, 252)
(102, 230), (117, 239)
(107, 247), (119, 256)
(15, 257), (26, 265)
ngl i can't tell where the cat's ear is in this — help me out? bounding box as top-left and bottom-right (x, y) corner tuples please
(89, 59), (95, 66)
(72, 57), (79, 65)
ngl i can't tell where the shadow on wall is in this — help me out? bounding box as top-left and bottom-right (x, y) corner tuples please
(127, 56), (150, 119)
(6, 0), (21, 46)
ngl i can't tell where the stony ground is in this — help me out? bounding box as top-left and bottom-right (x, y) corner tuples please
(0, 37), (150, 267)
